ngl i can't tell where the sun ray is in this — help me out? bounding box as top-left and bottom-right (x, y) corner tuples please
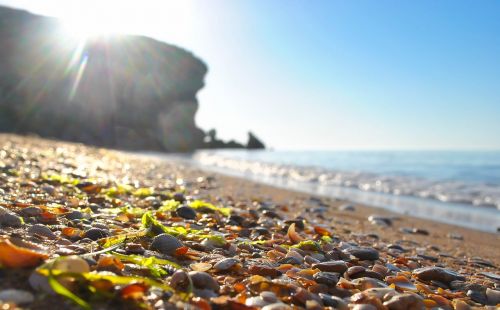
(69, 52), (89, 100)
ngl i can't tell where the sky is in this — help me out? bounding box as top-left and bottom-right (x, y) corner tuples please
(1, 0), (499, 150)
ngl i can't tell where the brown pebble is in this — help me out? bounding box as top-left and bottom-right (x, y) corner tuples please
(249, 265), (282, 277)
(311, 261), (348, 273)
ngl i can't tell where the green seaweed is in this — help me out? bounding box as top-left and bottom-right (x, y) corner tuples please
(189, 200), (231, 216)
(157, 199), (181, 212)
(132, 187), (154, 197)
(290, 240), (321, 251)
(112, 252), (180, 278)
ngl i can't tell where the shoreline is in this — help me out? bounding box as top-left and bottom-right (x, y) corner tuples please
(179, 165), (500, 265)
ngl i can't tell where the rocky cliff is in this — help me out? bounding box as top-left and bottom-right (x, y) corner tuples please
(0, 6), (210, 151)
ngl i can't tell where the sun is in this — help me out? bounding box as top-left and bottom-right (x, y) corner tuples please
(54, 0), (194, 42)
(61, 19), (119, 40)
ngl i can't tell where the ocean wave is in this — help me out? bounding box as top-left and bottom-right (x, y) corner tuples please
(193, 151), (500, 210)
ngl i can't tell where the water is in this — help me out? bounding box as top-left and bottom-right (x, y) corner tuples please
(184, 150), (500, 232)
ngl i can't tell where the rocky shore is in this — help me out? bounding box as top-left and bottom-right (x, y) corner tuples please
(0, 134), (498, 309)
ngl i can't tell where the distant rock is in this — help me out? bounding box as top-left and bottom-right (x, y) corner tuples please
(0, 6), (264, 152)
(247, 132), (265, 149)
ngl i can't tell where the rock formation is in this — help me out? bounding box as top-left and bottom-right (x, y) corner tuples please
(0, 6), (208, 151)
(246, 132), (266, 149)
(0, 6), (266, 152)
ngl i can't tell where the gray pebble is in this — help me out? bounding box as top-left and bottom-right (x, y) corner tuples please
(0, 289), (35, 305)
(28, 224), (56, 239)
(150, 233), (183, 255)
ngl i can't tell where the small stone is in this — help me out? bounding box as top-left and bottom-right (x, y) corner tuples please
(20, 207), (42, 217)
(447, 232), (463, 240)
(53, 255), (90, 273)
(368, 215), (393, 226)
(0, 207), (22, 227)
(262, 303), (291, 310)
(66, 210), (84, 220)
(347, 266), (383, 280)
(172, 193), (185, 202)
(126, 243), (145, 254)
(150, 233), (183, 255)
(313, 271), (339, 286)
(312, 261), (348, 273)
(411, 228), (429, 235)
(352, 305), (377, 310)
(188, 271), (219, 292)
(249, 265), (282, 277)
(246, 296), (268, 307)
(319, 293), (348, 309)
(486, 288), (500, 305)
(83, 228), (109, 240)
(169, 270), (190, 291)
(176, 206), (196, 219)
(0, 289), (35, 305)
(479, 272), (500, 281)
(345, 247), (380, 261)
(467, 289), (488, 305)
(260, 291), (278, 303)
(413, 266), (465, 284)
(213, 258), (239, 271)
(339, 204), (355, 211)
(28, 224), (56, 239)
(383, 293), (424, 310)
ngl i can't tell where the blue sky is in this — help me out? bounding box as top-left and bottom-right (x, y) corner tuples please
(2, 0), (499, 150)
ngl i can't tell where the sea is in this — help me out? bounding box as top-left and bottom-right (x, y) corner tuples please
(173, 150), (500, 232)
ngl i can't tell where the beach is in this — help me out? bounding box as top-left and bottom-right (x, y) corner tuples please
(0, 134), (498, 309)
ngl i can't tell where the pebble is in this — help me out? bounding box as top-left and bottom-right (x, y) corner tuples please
(312, 261), (348, 273)
(66, 210), (84, 220)
(20, 206), (42, 217)
(213, 258), (239, 271)
(413, 266), (465, 284)
(486, 288), (500, 305)
(82, 228), (109, 240)
(172, 193), (186, 202)
(246, 296), (269, 307)
(260, 291), (278, 303)
(345, 247), (380, 261)
(0, 289), (35, 305)
(150, 233), (184, 255)
(261, 303), (291, 310)
(188, 271), (220, 292)
(249, 265), (282, 277)
(467, 289), (488, 305)
(368, 215), (393, 226)
(339, 204), (355, 211)
(447, 232), (464, 240)
(347, 266), (384, 280)
(126, 243), (145, 254)
(383, 293), (424, 310)
(169, 270), (190, 291)
(411, 228), (429, 235)
(313, 271), (339, 286)
(28, 224), (56, 239)
(53, 255), (90, 273)
(352, 305), (377, 310)
(176, 206), (196, 219)
(30, 256), (90, 293)
(0, 207), (22, 227)
(319, 293), (348, 309)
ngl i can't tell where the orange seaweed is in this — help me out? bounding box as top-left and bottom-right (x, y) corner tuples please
(0, 238), (48, 268)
